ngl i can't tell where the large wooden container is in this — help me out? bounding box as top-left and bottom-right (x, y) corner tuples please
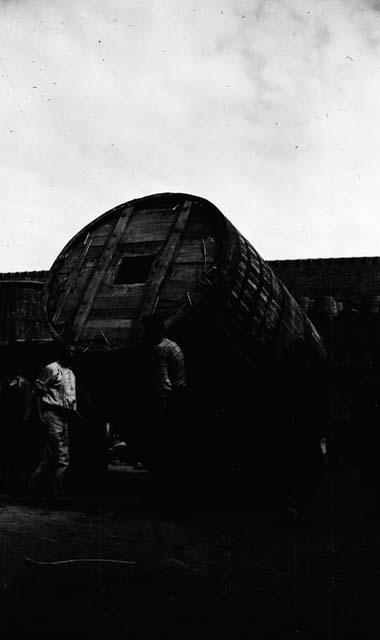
(43, 193), (328, 503)
(44, 192), (325, 363)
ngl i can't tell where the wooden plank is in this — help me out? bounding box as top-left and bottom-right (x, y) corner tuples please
(90, 235), (117, 248)
(159, 280), (193, 302)
(232, 269), (248, 291)
(239, 299), (252, 315)
(126, 221), (172, 237)
(53, 237), (93, 323)
(254, 266), (275, 343)
(128, 209), (176, 224)
(240, 245), (248, 259)
(89, 222), (115, 235)
(125, 211), (176, 242)
(155, 299), (183, 311)
(247, 251), (262, 267)
(239, 279), (259, 304)
(116, 241), (163, 256)
(78, 245), (105, 264)
(88, 307), (138, 320)
(231, 258), (251, 293)
(169, 263), (204, 280)
(175, 238), (216, 263)
(81, 325), (134, 344)
(246, 275), (259, 291)
(136, 200), (192, 322)
(81, 223), (115, 247)
(92, 291), (145, 310)
(184, 222), (216, 239)
(263, 303), (281, 332)
(71, 206), (134, 341)
(247, 243), (258, 257)
(123, 225), (172, 243)
(134, 203), (180, 214)
(86, 318), (134, 329)
(55, 264), (104, 320)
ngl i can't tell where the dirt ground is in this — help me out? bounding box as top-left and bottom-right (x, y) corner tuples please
(0, 465), (379, 634)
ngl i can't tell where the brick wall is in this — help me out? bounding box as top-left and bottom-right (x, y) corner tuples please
(268, 257), (380, 306)
(3, 257), (380, 307)
(0, 271), (48, 282)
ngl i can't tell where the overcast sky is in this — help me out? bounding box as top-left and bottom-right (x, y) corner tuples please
(1, 0), (380, 271)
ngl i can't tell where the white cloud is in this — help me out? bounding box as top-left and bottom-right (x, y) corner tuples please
(1, 0), (380, 270)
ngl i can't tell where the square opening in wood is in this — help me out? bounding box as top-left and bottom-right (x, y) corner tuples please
(114, 255), (156, 284)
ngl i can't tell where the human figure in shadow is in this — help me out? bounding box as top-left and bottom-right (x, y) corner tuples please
(277, 338), (326, 522)
(0, 359), (33, 493)
(141, 315), (189, 516)
(353, 370), (380, 511)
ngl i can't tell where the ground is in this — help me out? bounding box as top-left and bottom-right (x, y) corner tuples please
(0, 465), (379, 633)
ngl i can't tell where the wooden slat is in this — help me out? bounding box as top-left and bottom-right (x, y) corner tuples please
(85, 318), (135, 329)
(136, 200), (192, 323)
(124, 225), (172, 243)
(93, 290), (145, 310)
(81, 325), (135, 344)
(231, 268), (248, 291)
(71, 206), (134, 341)
(156, 299), (184, 311)
(81, 326), (132, 343)
(116, 241), (163, 256)
(128, 209), (175, 224)
(254, 266), (276, 343)
(175, 237), (216, 260)
(246, 275), (259, 290)
(124, 210), (175, 243)
(158, 280), (191, 302)
(53, 238), (93, 323)
(169, 263), (204, 280)
(55, 265), (103, 318)
(88, 307), (138, 320)
(84, 223), (115, 247)
(90, 235), (117, 248)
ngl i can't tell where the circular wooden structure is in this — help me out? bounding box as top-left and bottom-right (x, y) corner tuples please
(44, 192), (326, 363)
(43, 193), (328, 504)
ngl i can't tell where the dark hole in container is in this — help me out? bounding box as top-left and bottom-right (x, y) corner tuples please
(114, 255), (156, 284)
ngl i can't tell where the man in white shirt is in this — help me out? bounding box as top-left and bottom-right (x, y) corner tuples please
(28, 344), (77, 503)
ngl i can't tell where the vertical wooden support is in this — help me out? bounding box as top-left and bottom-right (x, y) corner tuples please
(52, 238), (93, 324)
(71, 206), (134, 341)
(136, 199), (192, 323)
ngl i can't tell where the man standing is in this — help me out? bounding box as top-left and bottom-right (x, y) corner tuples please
(28, 344), (77, 503)
(142, 315), (186, 406)
(142, 316), (188, 510)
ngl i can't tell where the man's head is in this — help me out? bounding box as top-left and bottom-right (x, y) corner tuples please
(141, 315), (166, 345)
(56, 343), (77, 367)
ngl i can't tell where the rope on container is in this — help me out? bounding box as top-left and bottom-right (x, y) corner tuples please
(152, 295), (160, 314)
(202, 239), (207, 273)
(100, 330), (110, 346)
